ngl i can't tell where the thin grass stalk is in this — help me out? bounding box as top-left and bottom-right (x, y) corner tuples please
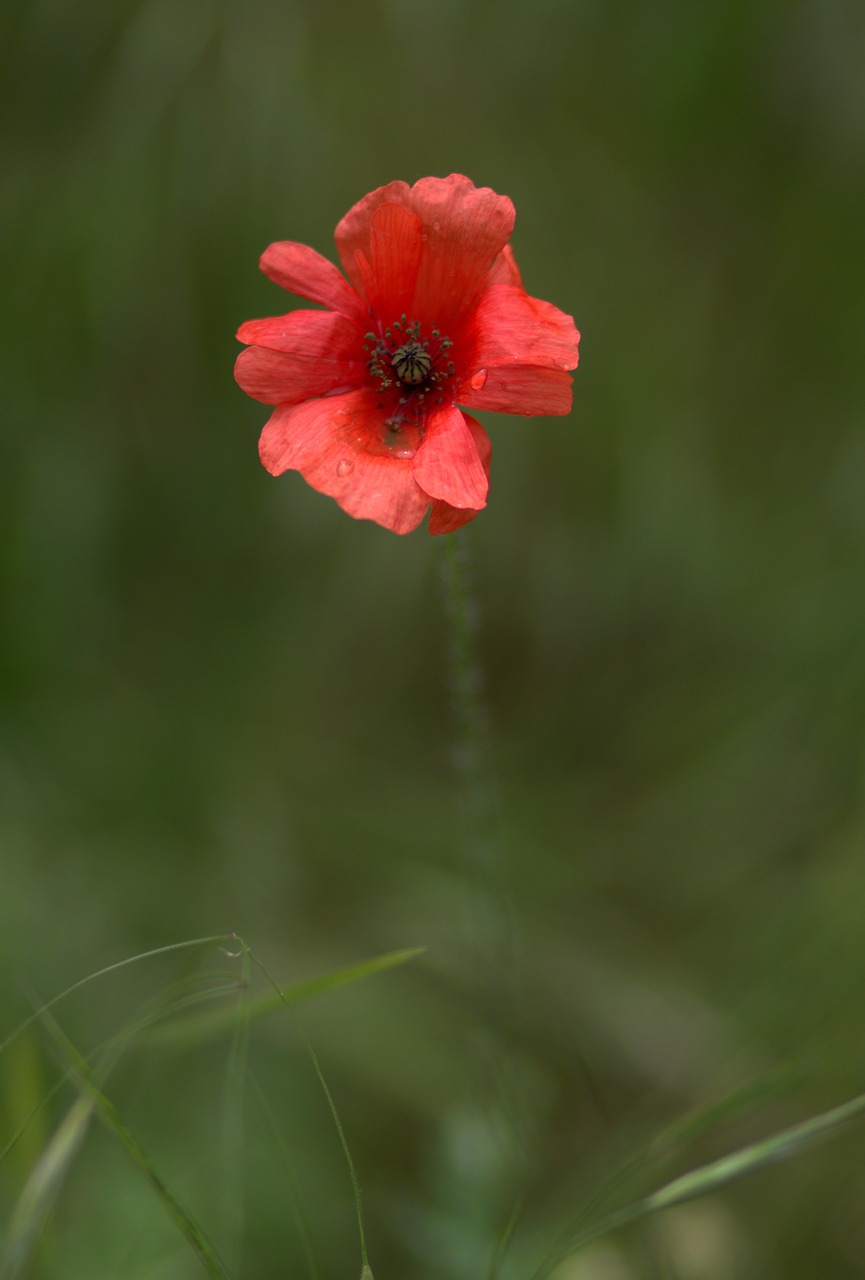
(241, 939), (372, 1278)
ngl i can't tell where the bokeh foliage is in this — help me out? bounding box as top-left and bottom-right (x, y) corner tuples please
(2, 0), (865, 1276)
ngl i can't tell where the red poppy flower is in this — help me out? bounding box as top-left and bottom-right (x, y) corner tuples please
(235, 174), (580, 535)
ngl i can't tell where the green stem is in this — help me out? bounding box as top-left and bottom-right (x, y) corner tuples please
(440, 530), (523, 1230)
(440, 529), (499, 881)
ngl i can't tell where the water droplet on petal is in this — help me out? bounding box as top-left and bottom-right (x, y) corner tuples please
(393, 446), (416, 460)
(432, 220), (441, 231)
(336, 459), (354, 477)
(470, 369), (488, 390)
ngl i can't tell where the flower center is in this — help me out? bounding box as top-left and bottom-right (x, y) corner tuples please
(364, 317), (455, 404)
(392, 340), (432, 387)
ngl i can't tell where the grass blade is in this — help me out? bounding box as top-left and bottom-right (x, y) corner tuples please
(2, 1093), (95, 1278)
(149, 947), (425, 1050)
(0, 936), (235, 1060)
(38, 1012), (233, 1280)
(543, 1066), (805, 1267)
(247, 1072), (321, 1280)
(543, 1088), (865, 1275)
(240, 939), (379, 1279)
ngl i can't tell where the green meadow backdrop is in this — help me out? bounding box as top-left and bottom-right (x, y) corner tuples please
(3, 1), (865, 1276)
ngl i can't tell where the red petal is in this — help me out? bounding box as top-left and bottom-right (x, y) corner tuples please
(367, 203), (424, 319)
(334, 175), (515, 330)
(459, 364), (575, 416)
(334, 180), (412, 294)
(259, 241), (367, 326)
(259, 388), (431, 535)
(352, 247), (376, 303)
(234, 312), (364, 405)
(412, 405), (489, 509)
(408, 177), (516, 329)
(428, 416), (492, 534)
(236, 308), (360, 354)
(488, 244), (523, 288)
(427, 502), (483, 535)
(464, 283), (580, 373)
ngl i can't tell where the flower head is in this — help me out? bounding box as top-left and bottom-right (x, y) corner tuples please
(235, 175), (580, 535)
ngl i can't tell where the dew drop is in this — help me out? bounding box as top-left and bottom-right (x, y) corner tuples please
(470, 369), (488, 390)
(393, 446), (416, 460)
(336, 458), (354, 477)
(432, 220), (441, 231)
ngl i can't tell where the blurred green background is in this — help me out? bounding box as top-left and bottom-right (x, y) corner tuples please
(3, 0), (865, 1276)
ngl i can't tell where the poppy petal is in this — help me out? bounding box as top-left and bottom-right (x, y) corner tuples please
(366, 203), (424, 320)
(259, 241), (368, 326)
(409, 176), (516, 330)
(234, 348), (362, 406)
(334, 180), (413, 294)
(428, 416), (492, 534)
(412, 405), (489, 509)
(236, 308), (360, 354)
(488, 244), (523, 288)
(465, 283), (580, 374)
(427, 501), (482, 535)
(235, 312), (364, 405)
(459, 364), (575, 416)
(335, 175), (515, 330)
(259, 389), (431, 535)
